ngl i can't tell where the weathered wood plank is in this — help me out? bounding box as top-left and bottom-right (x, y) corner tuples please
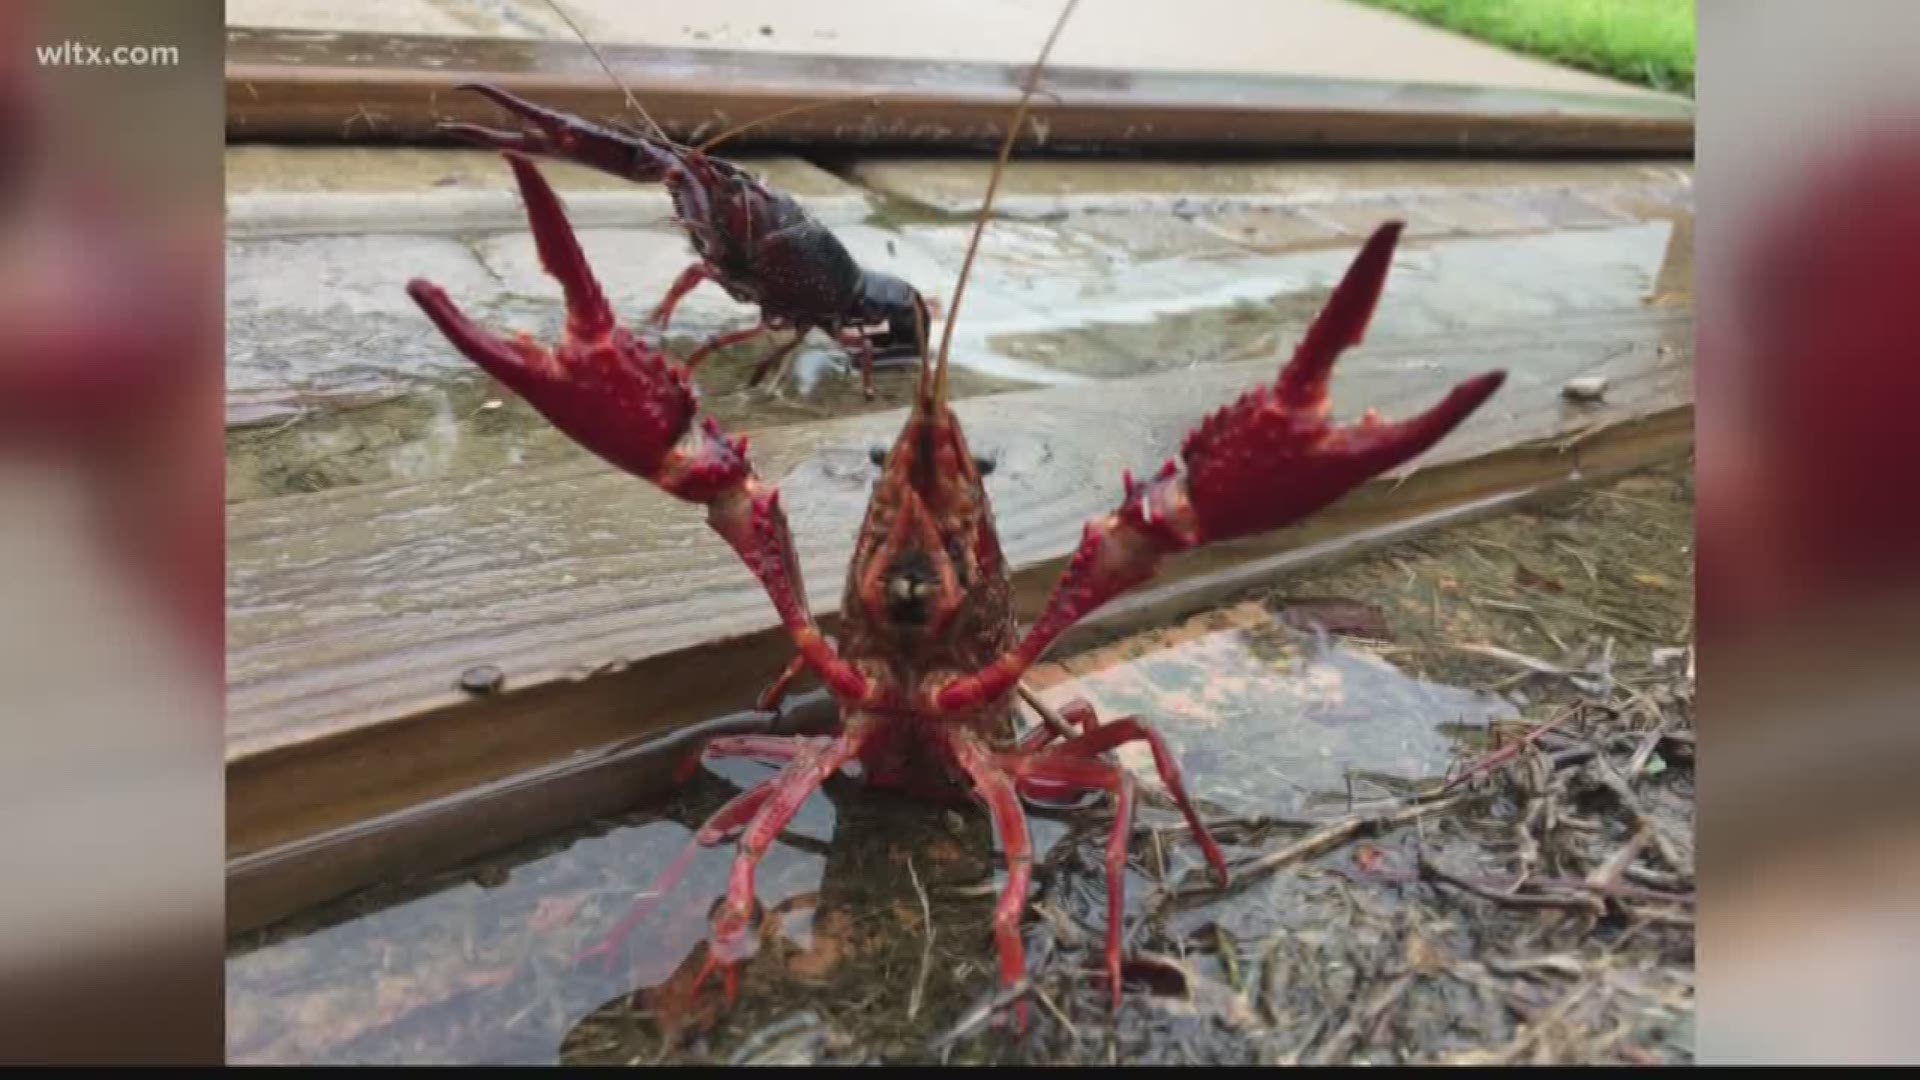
(227, 305), (1692, 862)
(224, 28), (1693, 154)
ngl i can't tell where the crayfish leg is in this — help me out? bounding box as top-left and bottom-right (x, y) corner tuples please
(997, 703), (1233, 1015)
(651, 263), (711, 328)
(1106, 771), (1136, 1011)
(1013, 695), (1101, 754)
(699, 729), (869, 989)
(833, 329), (880, 401)
(755, 651), (811, 714)
(948, 733), (1036, 1033)
(1022, 714), (1229, 888)
(1000, 752), (1138, 1013)
(681, 323), (771, 372)
(743, 329), (809, 392)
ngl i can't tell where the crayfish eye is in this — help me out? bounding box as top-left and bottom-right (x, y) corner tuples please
(868, 444), (994, 476)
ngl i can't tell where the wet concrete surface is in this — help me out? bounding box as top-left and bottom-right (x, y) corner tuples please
(225, 158), (1689, 502)
(225, 461), (1696, 1065)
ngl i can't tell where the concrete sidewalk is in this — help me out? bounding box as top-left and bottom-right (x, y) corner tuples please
(225, 0), (1681, 105)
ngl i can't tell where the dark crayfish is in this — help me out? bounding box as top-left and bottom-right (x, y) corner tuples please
(438, 82), (930, 399)
(405, 0), (1505, 1033)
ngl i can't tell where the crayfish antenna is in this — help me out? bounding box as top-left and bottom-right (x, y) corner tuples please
(913, 289), (937, 413)
(539, 0), (673, 146)
(930, 0), (1080, 409)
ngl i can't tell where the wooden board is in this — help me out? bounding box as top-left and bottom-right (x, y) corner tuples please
(224, 28), (1693, 154)
(227, 305), (1693, 884)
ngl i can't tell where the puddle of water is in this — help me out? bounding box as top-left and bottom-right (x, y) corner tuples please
(990, 289), (1331, 379)
(1027, 599), (1517, 822)
(223, 604), (1519, 1065)
(880, 219), (1673, 387)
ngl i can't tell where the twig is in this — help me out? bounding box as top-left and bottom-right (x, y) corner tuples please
(1442, 708), (1579, 793)
(1216, 924), (1243, 994)
(929, 978), (1032, 1054)
(1503, 591), (1663, 641)
(1032, 981), (1078, 1040)
(935, 880), (1003, 900)
(907, 856), (935, 1022)
(1019, 684), (1081, 743)
(1629, 906), (1696, 928)
(1624, 714), (1676, 778)
(1351, 861), (1693, 910)
(1623, 865), (1686, 892)
(1541, 877), (1693, 907)
(1134, 812), (1315, 843)
(1554, 539), (1600, 582)
(1443, 641), (1575, 676)
(1590, 753), (1690, 871)
(1153, 792), (1475, 916)
(1586, 825), (1651, 897)
(1515, 797), (1545, 880)
(1258, 934), (1287, 1027)
(1443, 978), (1599, 1065)
(1032, 899), (1085, 949)
(1307, 969), (1417, 1065)
(1015, 685), (1204, 820)
(1479, 953), (1592, 979)
(1417, 853), (1606, 918)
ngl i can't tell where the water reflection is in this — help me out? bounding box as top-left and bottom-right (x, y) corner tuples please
(1027, 600), (1516, 821)
(225, 767), (831, 1064)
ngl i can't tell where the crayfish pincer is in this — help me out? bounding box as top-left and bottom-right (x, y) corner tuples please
(438, 82), (930, 400)
(404, 1), (1504, 1037)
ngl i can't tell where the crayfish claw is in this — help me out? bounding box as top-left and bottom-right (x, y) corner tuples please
(1321, 369), (1508, 475)
(436, 120), (541, 154)
(502, 152), (614, 341)
(448, 82), (678, 186)
(1168, 222), (1507, 545)
(451, 82), (586, 147)
(1275, 220), (1403, 411)
(406, 278), (554, 394)
(407, 154), (712, 488)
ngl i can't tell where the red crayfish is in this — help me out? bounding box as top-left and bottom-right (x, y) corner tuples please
(437, 82), (930, 400)
(405, 0), (1505, 1033)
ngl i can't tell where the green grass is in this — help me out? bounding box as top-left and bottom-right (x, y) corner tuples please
(1357, 0), (1695, 95)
